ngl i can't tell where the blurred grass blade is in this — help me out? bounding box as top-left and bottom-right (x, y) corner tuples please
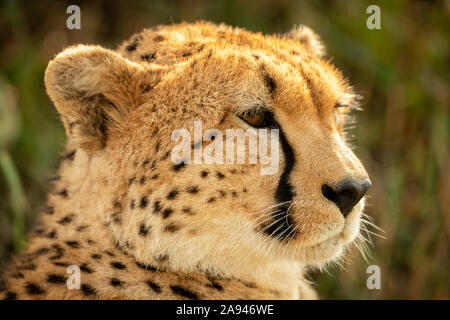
(0, 149), (26, 252)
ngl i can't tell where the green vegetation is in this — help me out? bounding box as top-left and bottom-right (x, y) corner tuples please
(0, 0), (448, 299)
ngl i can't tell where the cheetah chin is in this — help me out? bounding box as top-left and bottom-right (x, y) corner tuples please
(1, 21), (371, 300)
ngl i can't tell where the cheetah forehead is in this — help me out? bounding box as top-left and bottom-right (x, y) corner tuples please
(117, 21), (323, 66)
(114, 21), (357, 127)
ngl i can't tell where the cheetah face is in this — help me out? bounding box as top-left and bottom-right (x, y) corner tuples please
(45, 23), (370, 275)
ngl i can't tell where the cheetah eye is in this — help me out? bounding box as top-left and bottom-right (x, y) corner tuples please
(333, 103), (348, 127)
(239, 110), (276, 128)
(333, 108), (340, 127)
(241, 112), (265, 127)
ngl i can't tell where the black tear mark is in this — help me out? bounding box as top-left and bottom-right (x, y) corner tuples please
(265, 127), (296, 239)
(170, 285), (199, 300)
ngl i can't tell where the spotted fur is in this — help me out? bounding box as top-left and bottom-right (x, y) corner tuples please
(1, 22), (370, 300)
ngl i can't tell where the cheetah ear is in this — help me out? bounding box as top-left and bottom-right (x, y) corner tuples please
(45, 44), (164, 152)
(283, 25), (326, 57)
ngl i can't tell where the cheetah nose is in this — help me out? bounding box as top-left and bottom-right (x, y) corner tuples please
(321, 179), (371, 217)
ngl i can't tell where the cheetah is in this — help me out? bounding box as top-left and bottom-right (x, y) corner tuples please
(0, 22), (371, 299)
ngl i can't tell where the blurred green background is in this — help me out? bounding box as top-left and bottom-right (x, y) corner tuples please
(0, 0), (449, 299)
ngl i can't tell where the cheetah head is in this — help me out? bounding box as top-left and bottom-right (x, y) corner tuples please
(45, 22), (370, 279)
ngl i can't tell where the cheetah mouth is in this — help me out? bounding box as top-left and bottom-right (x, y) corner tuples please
(294, 233), (347, 266)
(292, 207), (363, 265)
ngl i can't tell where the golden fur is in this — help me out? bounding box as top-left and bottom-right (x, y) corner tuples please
(0, 22), (369, 300)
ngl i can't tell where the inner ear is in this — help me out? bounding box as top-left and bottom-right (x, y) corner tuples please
(45, 45), (165, 152)
(69, 93), (119, 150)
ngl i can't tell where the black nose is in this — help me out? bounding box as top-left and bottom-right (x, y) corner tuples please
(321, 179), (371, 217)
